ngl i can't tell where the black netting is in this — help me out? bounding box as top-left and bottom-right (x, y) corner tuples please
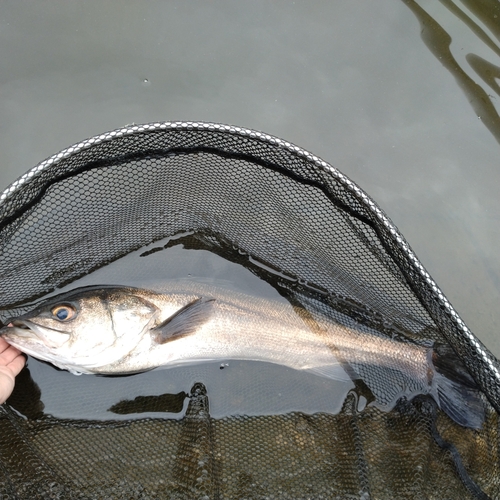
(0, 122), (498, 499)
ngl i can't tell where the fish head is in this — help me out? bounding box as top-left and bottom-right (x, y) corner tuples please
(0, 287), (159, 374)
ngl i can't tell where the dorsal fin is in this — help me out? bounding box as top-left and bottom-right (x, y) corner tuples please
(151, 298), (216, 344)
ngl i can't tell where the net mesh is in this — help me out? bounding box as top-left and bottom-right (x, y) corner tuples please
(0, 122), (498, 499)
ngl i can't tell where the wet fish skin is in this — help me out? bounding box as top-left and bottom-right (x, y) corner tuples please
(0, 283), (485, 429)
(0, 284), (350, 378)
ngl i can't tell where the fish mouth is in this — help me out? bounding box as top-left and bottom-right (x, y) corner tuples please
(11, 320), (33, 331)
(0, 320), (36, 338)
(2, 320), (70, 348)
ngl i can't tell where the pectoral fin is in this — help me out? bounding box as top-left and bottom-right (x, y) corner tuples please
(151, 298), (216, 344)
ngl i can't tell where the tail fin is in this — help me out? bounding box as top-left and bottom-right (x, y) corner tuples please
(429, 344), (485, 430)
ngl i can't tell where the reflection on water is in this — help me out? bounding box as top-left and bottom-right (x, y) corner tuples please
(15, 357), (352, 421)
(402, 0), (500, 144)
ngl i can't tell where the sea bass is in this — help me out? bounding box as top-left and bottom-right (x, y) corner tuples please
(0, 283), (484, 428)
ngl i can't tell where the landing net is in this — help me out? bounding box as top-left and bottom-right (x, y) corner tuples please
(0, 122), (498, 499)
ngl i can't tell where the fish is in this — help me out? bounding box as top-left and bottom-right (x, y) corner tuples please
(0, 282), (485, 429)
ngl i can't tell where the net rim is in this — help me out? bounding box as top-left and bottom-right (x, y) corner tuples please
(1, 120), (498, 385)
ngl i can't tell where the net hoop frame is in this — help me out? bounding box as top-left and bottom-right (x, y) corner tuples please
(1, 120), (498, 408)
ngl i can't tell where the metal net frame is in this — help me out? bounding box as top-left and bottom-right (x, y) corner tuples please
(1, 122), (498, 408)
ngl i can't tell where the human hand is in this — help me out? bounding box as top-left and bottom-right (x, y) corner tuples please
(0, 337), (26, 404)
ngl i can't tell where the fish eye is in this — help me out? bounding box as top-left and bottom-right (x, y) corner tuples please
(51, 304), (77, 322)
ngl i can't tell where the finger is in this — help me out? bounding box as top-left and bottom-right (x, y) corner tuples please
(0, 343), (23, 365)
(7, 353), (26, 377)
(0, 368), (15, 405)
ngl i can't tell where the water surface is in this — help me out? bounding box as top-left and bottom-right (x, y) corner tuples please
(0, 1), (498, 353)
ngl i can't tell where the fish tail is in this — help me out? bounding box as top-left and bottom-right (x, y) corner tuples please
(428, 343), (485, 429)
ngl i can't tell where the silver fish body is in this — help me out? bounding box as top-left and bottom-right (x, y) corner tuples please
(0, 283), (484, 428)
